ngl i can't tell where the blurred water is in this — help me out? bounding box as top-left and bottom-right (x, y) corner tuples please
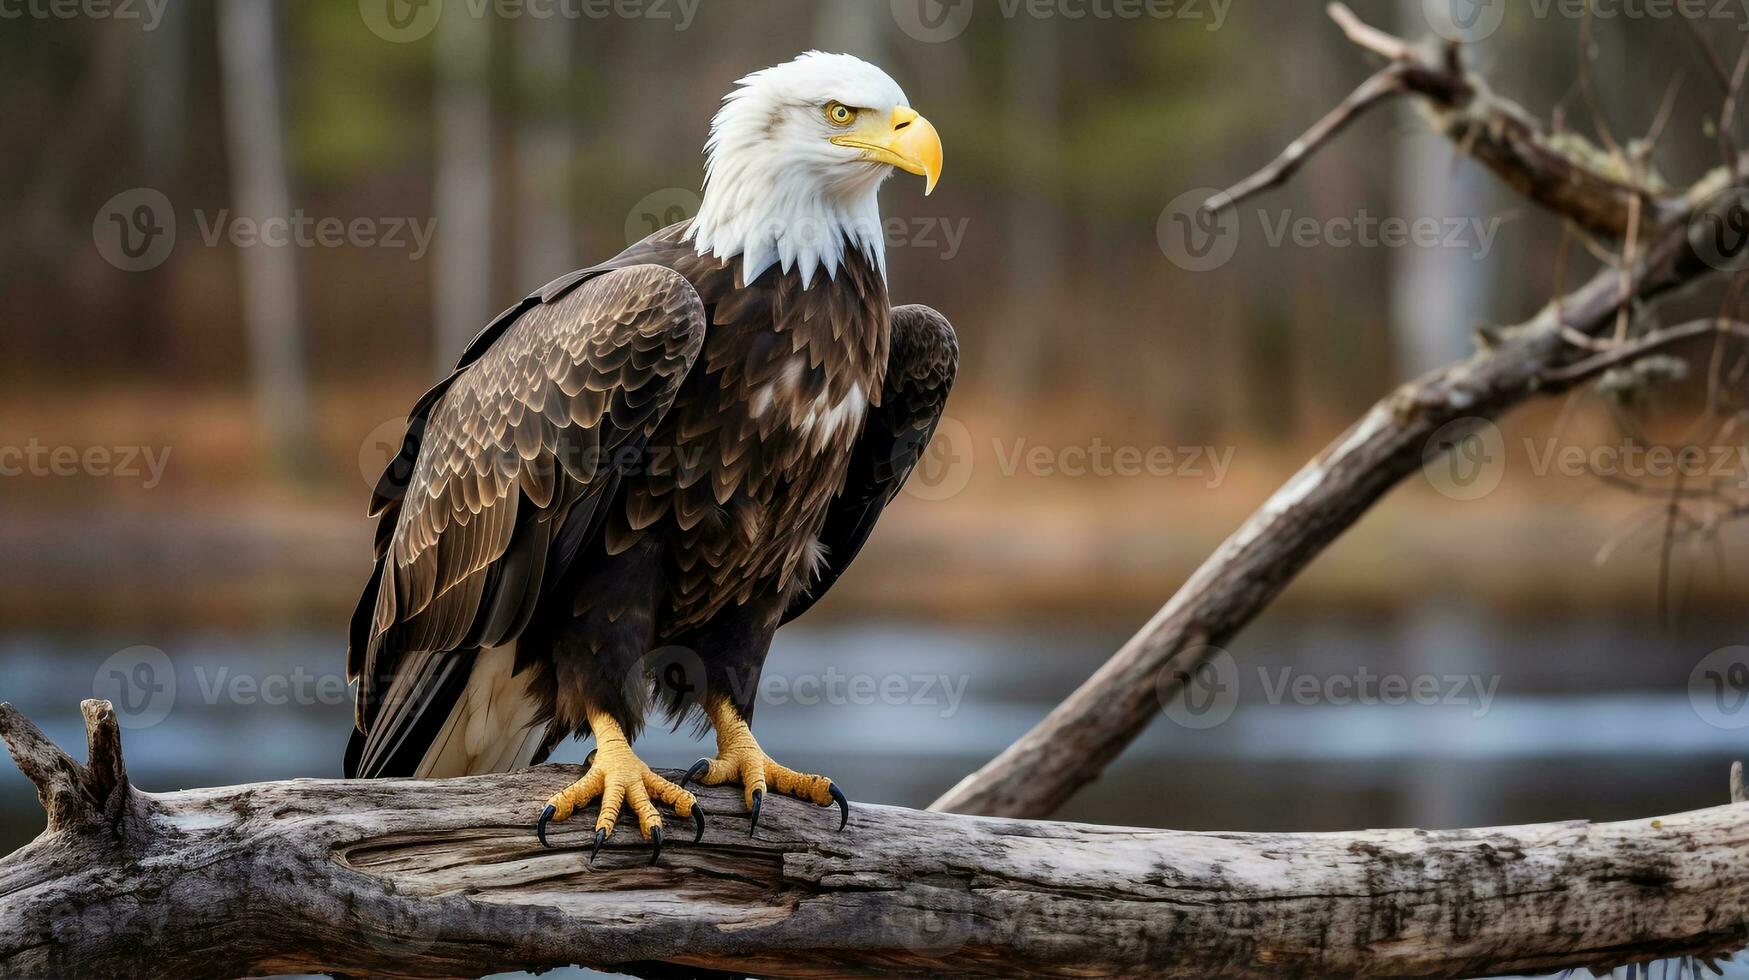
(3, 611), (1747, 978)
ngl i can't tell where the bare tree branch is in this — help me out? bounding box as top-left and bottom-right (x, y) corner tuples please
(934, 3), (1743, 820)
(4, 702), (1748, 980)
(1215, 4), (1668, 239)
(1537, 319), (1749, 385)
(1326, 1), (1416, 61)
(1208, 64), (1413, 211)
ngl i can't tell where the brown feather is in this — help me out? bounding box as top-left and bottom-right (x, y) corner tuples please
(346, 264), (706, 776)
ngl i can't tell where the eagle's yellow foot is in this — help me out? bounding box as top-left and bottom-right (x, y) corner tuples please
(682, 695), (850, 835)
(535, 709), (703, 866)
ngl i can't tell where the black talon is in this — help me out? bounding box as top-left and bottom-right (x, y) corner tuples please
(587, 827), (607, 869)
(536, 804), (556, 848)
(748, 788), (763, 837)
(649, 825), (663, 866)
(691, 805), (707, 843)
(828, 783), (850, 831)
(680, 758), (710, 791)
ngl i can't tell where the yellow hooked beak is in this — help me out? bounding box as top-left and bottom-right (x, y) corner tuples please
(831, 105), (943, 195)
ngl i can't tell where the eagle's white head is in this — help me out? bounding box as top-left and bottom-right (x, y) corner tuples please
(687, 52), (943, 289)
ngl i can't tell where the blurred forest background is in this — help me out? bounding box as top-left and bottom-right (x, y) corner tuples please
(3, 0), (1749, 923)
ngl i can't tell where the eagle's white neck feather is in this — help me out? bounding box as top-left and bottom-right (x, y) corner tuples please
(686, 52), (906, 288)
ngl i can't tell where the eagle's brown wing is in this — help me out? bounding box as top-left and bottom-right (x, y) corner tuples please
(783, 304), (958, 624)
(346, 265), (706, 778)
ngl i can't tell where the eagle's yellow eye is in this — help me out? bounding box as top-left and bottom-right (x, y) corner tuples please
(825, 102), (856, 126)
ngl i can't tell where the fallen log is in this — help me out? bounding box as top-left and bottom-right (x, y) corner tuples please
(3, 700), (1745, 979)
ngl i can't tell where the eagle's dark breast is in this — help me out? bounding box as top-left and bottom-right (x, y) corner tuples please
(495, 221), (912, 741)
(596, 223), (891, 634)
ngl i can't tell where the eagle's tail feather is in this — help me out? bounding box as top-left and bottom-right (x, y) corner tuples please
(413, 643), (549, 778)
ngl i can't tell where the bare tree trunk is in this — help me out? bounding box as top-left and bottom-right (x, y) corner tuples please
(134, 1), (187, 181)
(432, 8), (494, 373)
(1388, 0), (1494, 374)
(4, 701), (1746, 980)
(513, 13), (574, 288)
(812, 0), (885, 54)
(995, 13), (1064, 404)
(216, 0), (310, 461)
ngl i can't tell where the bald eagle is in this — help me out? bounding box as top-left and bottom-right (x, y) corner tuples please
(345, 52), (956, 863)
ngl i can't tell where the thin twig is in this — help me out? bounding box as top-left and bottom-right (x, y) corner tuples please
(1636, 73), (1685, 172)
(1615, 192), (1643, 344)
(1326, 2), (1414, 62)
(1541, 320), (1749, 386)
(1208, 65), (1407, 211)
(1592, 470), (1739, 503)
(1684, 14), (1733, 93)
(1721, 34), (1749, 183)
(1561, 324), (1618, 353)
(1576, 6), (1627, 164)
(1594, 503), (1666, 567)
(1658, 461), (1690, 628)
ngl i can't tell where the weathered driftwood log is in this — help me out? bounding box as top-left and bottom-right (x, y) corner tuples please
(3, 700), (1747, 979)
